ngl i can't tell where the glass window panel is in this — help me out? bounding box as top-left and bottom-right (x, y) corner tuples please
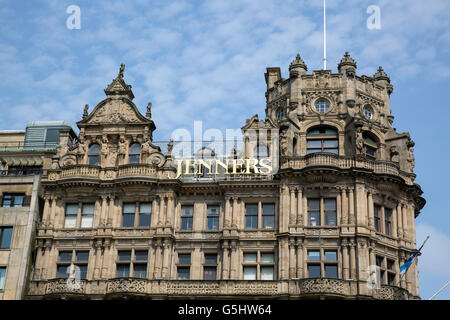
(116, 264), (130, 278)
(139, 203), (152, 213)
(129, 155), (140, 164)
(181, 217), (193, 230)
(2, 194), (12, 207)
(76, 251), (89, 262)
(181, 206), (193, 216)
(325, 265), (338, 278)
(57, 265), (69, 279)
(139, 212), (151, 227)
(207, 205), (219, 216)
(376, 256), (383, 267)
(45, 128), (60, 143)
(118, 251), (132, 261)
(388, 273), (396, 285)
(244, 253), (257, 263)
(245, 215), (258, 229)
(324, 140), (338, 148)
(134, 264), (147, 278)
(59, 251), (72, 262)
(64, 215), (77, 228)
(205, 254), (217, 265)
(261, 253), (274, 263)
(89, 144), (100, 155)
(325, 251), (337, 261)
(308, 265), (321, 278)
(207, 216), (219, 230)
(261, 267), (274, 280)
(135, 251), (148, 261)
(327, 148), (339, 154)
(76, 264), (88, 279)
(324, 199), (336, 210)
(307, 129), (321, 135)
(262, 204), (275, 214)
(308, 199), (320, 211)
(122, 212), (135, 228)
(325, 128), (337, 134)
(203, 267), (216, 280)
(0, 267), (5, 290)
(82, 204), (95, 214)
(307, 140), (322, 148)
(66, 204), (78, 215)
(178, 254), (191, 264)
(129, 143), (140, 154)
(243, 266), (257, 280)
(387, 259), (395, 271)
(245, 204), (258, 215)
(308, 212), (320, 226)
(177, 267), (190, 280)
(123, 203), (136, 214)
(13, 195), (24, 207)
(308, 251), (320, 261)
(262, 215), (274, 229)
(0, 227), (13, 249)
(325, 212), (337, 226)
(81, 215), (93, 228)
(88, 155), (99, 166)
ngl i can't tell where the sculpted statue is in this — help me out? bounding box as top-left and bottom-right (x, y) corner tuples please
(119, 64), (125, 79)
(280, 129), (288, 156)
(407, 147), (415, 171)
(356, 127), (364, 154)
(101, 137), (109, 156)
(118, 137), (127, 156)
(83, 104), (89, 119)
(390, 146), (399, 162)
(146, 102), (152, 118)
(167, 139), (174, 155)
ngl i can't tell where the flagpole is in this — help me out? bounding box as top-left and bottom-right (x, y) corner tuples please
(397, 235), (430, 287)
(429, 281), (450, 300)
(323, 0), (327, 70)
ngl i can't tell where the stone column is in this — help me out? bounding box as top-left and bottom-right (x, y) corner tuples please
(342, 241), (349, 279)
(49, 196), (57, 226)
(93, 240), (103, 279)
(369, 242), (376, 267)
(349, 240), (356, 279)
(348, 188), (355, 225)
(408, 203), (416, 244)
(232, 197), (238, 228)
(158, 195), (165, 227)
(229, 241), (237, 279)
(101, 241), (111, 278)
(100, 195), (108, 226)
(42, 196), (50, 224)
(392, 205), (398, 238)
(402, 204), (408, 240)
(166, 195), (174, 227)
(355, 183), (367, 226)
(296, 239), (303, 278)
(336, 190), (341, 227)
(289, 188), (296, 226)
(297, 187), (303, 226)
(341, 188), (348, 225)
(399, 252), (407, 288)
(224, 197), (231, 228)
(153, 241), (162, 278)
(289, 239), (296, 279)
(222, 241), (229, 280)
(397, 202), (403, 238)
(162, 241), (171, 278)
(368, 192), (374, 228)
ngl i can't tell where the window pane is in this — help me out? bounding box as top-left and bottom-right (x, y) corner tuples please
(81, 215), (93, 228)
(245, 204), (258, 215)
(89, 144), (100, 155)
(261, 267), (274, 280)
(207, 205), (219, 216)
(244, 253), (257, 263)
(57, 265), (69, 279)
(77, 265), (88, 279)
(1, 194), (12, 207)
(181, 206), (193, 216)
(13, 195), (24, 207)
(116, 264), (130, 278)
(64, 215), (77, 228)
(243, 267), (257, 280)
(324, 140), (338, 148)
(376, 256), (383, 267)
(245, 215), (258, 229)
(118, 251), (132, 261)
(177, 267), (190, 280)
(123, 203), (135, 213)
(325, 211), (337, 226)
(308, 265), (321, 278)
(0, 267), (5, 290)
(122, 213), (134, 227)
(308, 199), (320, 211)
(178, 254), (191, 264)
(134, 264), (147, 278)
(308, 251), (320, 261)
(207, 216), (219, 230)
(82, 204), (95, 214)
(327, 148), (338, 154)
(325, 265), (338, 278)
(308, 211), (320, 226)
(139, 212), (151, 227)
(307, 140), (322, 148)
(140, 203), (152, 213)
(129, 143), (141, 154)
(88, 156), (99, 166)
(129, 155), (140, 164)
(181, 217), (193, 230)
(388, 273), (396, 285)
(76, 251), (89, 262)
(0, 227), (13, 249)
(387, 259), (395, 271)
(205, 254), (217, 265)
(59, 251), (72, 262)
(203, 267), (216, 280)
(261, 253), (274, 263)
(262, 215), (274, 229)
(135, 251), (148, 261)
(66, 204), (78, 215)
(262, 204), (275, 214)
(325, 251), (337, 261)
(324, 199), (336, 210)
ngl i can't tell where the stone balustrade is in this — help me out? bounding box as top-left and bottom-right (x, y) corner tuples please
(117, 164), (157, 178)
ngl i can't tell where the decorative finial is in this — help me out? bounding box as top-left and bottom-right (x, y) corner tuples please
(374, 66), (390, 82)
(146, 102), (152, 119)
(118, 64), (125, 79)
(289, 52), (307, 76)
(83, 104), (89, 119)
(167, 139), (174, 155)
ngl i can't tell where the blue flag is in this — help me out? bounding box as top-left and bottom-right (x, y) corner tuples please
(400, 236), (429, 275)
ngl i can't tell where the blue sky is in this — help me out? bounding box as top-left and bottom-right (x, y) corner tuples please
(1, 0), (449, 299)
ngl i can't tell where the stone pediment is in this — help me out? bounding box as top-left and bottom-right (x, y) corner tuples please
(242, 114), (279, 130)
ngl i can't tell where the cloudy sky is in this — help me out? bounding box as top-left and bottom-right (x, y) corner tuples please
(1, 0), (449, 299)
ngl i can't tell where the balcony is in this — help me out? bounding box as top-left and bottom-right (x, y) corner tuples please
(58, 165), (100, 179)
(117, 164), (157, 178)
(27, 278), (409, 299)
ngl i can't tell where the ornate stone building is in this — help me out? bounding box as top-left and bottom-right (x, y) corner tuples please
(26, 54), (425, 300)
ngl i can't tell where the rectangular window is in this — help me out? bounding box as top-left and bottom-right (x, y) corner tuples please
(325, 265), (338, 278)
(324, 250), (338, 278)
(244, 253), (257, 263)
(134, 264), (147, 278)
(261, 253), (274, 263)
(324, 251), (337, 261)
(1, 193), (25, 208)
(116, 264), (130, 278)
(384, 208), (392, 235)
(308, 265), (321, 278)
(376, 256), (383, 267)
(308, 250), (320, 261)
(135, 251), (148, 261)
(387, 273), (396, 285)
(243, 266), (257, 280)
(245, 204), (258, 229)
(76, 251), (89, 262)
(243, 252), (275, 281)
(0, 267), (6, 290)
(59, 251), (72, 262)
(181, 206), (193, 231)
(324, 198), (337, 226)
(262, 204), (275, 229)
(177, 267), (190, 280)
(0, 227), (13, 249)
(139, 202), (152, 227)
(118, 250), (132, 261)
(260, 266), (274, 280)
(81, 203), (94, 228)
(203, 267), (216, 280)
(75, 251), (89, 279)
(205, 254), (217, 265)
(64, 204), (78, 228)
(122, 203), (135, 227)
(178, 253), (191, 265)
(207, 205), (219, 231)
(387, 259), (395, 271)
(57, 265), (69, 279)
(374, 205), (381, 232)
(307, 199), (320, 226)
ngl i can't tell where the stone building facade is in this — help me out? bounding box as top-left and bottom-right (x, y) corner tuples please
(26, 54), (425, 300)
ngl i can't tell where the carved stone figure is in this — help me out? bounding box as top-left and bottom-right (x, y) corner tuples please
(280, 129), (289, 156)
(146, 102), (152, 119)
(167, 139), (174, 155)
(118, 137), (127, 156)
(407, 147), (415, 171)
(83, 104), (89, 119)
(356, 127), (363, 154)
(390, 146), (399, 162)
(119, 64), (125, 79)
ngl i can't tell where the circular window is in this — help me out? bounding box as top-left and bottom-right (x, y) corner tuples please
(315, 100), (330, 113)
(363, 105), (374, 119)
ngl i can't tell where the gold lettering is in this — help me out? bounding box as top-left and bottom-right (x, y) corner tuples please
(215, 159), (229, 175)
(259, 158), (273, 174)
(245, 158), (259, 174)
(184, 159), (198, 175)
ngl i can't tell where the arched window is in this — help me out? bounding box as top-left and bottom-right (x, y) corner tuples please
(129, 143), (141, 164)
(363, 132), (378, 159)
(88, 144), (100, 165)
(307, 127), (338, 154)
